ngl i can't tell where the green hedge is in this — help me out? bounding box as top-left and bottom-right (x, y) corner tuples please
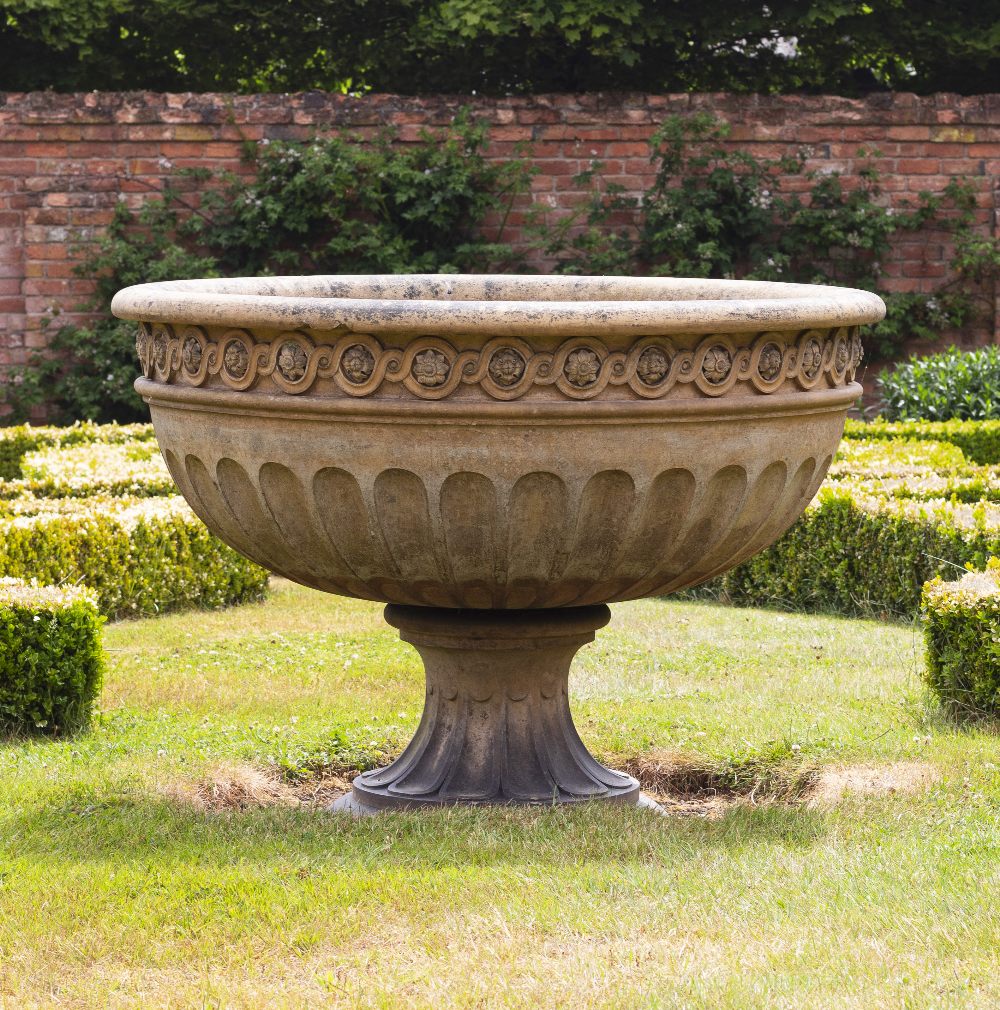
(828, 438), (1000, 504)
(0, 424), (266, 619)
(695, 487), (1000, 619)
(0, 422), (155, 480)
(843, 419), (1000, 466)
(0, 578), (104, 733)
(0, 496), (268, 619)
(6, 441), (175, 499)
(878, 346), (1000, 424)
(922, 566), (1000, 717)
(691, 433), (1000, 619)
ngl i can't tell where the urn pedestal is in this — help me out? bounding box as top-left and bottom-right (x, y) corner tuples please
(113, 274), (883, 811)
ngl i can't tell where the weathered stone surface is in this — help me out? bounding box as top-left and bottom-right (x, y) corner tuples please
(114, 273), (884, 809)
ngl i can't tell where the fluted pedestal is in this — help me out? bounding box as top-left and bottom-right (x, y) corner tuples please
(348, 604), (639, 810)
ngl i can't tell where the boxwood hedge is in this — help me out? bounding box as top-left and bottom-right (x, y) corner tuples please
(0, 578), (104, 733)
(693, 428), (1000, 620)
(0, 421), (155, 480)
(703, 488), (1000, 619)
(843, 418), (1000, 466)
(923, 566), (1000, 717)
(9, 441), (175, 499)
(0, 495), (268, 619)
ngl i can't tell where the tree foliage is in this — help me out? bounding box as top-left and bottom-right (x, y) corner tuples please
(1, 0), (998, 95)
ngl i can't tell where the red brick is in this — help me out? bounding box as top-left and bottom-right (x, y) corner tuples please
(904, 262), (949, 278)
(568, 128), (623, 142)
(41, 262), (77, 278)
(604, 142), (649, 157)
(0, 159), (38, 175)
(886, 126), (932, 141)
(896, 158), (941, 174)
(515, 108), (562, 125)
(173, 125), (217, 141)
(881, 277), (933, 293)
(617, 126), (655, 142)
(203, 142), (242, 158)
(25, 243), (67, 260)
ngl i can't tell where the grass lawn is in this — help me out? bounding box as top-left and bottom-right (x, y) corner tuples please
(1, 579), (998, 1008)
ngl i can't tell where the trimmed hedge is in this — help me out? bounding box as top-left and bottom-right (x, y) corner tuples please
(685, 428), (1000, 620)
(0, 578), (104, 733)
(829, 438), (1000, 504)
(878, 346), (1000, 424)
(0, 424), (268, 735)
(9, 441), (175, 499)
(843, 419), (1000, 466)
(0, 422), (155, 480)
(923, 565), (1000, 717)
(0, 423), (266, 619)
(696, 486), (1000, 619)
(0, 496), (268, 619)
(831, 437), (969, 477)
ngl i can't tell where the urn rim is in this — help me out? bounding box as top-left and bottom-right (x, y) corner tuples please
(112, 273), (885, 337)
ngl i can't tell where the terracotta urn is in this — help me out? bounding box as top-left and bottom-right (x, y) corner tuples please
(113, 274), (883, 811)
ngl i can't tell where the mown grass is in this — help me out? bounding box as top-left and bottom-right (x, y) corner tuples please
(1, 579), (998, 1008)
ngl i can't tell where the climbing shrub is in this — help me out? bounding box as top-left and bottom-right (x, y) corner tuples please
(7, 112), (998, 422)
(6, 112), (532, 423)
(541, 115), (998, 359)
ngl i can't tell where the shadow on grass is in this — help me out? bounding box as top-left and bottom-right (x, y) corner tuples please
(1, 788), (831, 871)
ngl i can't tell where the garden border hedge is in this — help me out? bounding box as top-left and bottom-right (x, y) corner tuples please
(0, 495), (268, 619)
(843, 419), (1000, 466)
(0, 422), (155, 480)
(695, 485), (1000, 619)
(922, 568), (1000, 717)
(0, 578), (104, 733)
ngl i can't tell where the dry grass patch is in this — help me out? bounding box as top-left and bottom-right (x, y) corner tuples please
(623, 752), (941, 816)
(163, 761), (356, 812)
(623, 749), (816, 805)
(162, 763), (302, 812)
(807, 761), (940, 807)
(162, 755), (941, 819)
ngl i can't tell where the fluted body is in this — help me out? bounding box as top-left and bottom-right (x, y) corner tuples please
(151, 393), (837, 608)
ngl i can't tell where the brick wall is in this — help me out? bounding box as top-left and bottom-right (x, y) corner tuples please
(1, 90), (998, 393)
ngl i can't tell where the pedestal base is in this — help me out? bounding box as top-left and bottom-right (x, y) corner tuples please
(350, 604), (640, 809)
(329, 791), (666, 816)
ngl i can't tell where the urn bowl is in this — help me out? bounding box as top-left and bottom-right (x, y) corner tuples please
(114, 274), (880, 610)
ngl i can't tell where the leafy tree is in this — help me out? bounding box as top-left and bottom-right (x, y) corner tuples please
(1, 0), (998, 95)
